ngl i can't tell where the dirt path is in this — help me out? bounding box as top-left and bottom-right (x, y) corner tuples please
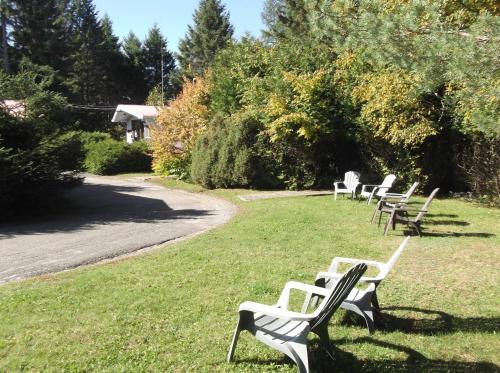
(0, 175), (236, 284)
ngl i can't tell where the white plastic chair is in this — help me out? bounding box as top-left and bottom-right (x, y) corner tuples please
(334, 171), (360, 200)
(227, 263), (367, 373)
(384, 188), (440, 237)
(371, 182), (419, 225)
(305, 237), (410, 333)
(360, 174), (396, 204)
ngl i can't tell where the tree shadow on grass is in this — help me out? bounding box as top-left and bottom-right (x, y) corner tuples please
(426, 213), (459, 218)
(389, 226), (496, 238)
(312, 337), (499, 372)
(374, 212), (491, 237)
(340, 306), (500, 336)
(417, 230), (496, 238)
(233, 336), (498, 372)
(0, 182), (214, 237)
(427, 219), (470, 226)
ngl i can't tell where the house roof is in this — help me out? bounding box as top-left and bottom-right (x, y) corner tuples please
(111, 105), (159, 123)
(0, 100), (26, 117)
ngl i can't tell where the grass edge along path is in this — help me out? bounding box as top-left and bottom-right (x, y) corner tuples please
(0, 183), (499, 372)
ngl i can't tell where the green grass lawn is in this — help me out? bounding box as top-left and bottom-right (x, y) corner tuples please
(0, 186), (499, 372)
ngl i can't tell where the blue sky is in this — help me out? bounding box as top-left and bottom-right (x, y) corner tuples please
(93, 0), (266, 52)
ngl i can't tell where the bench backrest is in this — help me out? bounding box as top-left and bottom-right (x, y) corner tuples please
(416, 188), (440, 222)
(344, 171), (361, 191)
(310, 263), (367, 331)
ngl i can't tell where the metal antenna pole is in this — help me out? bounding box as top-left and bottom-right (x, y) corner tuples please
(160, 47), (164, 106)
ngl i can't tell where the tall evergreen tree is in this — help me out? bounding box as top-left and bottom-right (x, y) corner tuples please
(0, 0), (13, 73)
(262, 0), (310, 42)
(98, 14), (125, 104)
(178, 0), (233, 77)
(123, 31), (142, 67)
(66, 0), (104, 104)
(122, 31), (148, 103)
(141, 24), (175, 100)
(9, 0), (70, 86)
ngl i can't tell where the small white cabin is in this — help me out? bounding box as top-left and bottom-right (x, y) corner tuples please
(111, 105), (159, 143)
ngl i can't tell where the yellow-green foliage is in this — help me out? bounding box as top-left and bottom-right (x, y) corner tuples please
(266, 70), (331, 142)
(453, 76), (500, 136)
(145, 85), (164, 106)
(352, 70), (438, 147)
(441, 0), (499, 26)
(150, 78), (209, 174)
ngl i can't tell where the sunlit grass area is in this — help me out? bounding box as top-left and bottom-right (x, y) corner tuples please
(0, 187), (498, 372)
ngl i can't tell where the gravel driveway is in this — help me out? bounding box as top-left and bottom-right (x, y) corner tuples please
(0, 175), (236, 284)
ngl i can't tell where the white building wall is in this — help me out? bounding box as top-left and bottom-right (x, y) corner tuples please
(126, 120), (134, 144)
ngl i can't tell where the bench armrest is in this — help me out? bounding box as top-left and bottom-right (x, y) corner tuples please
(239, 301), (312, 321)
(361, 184), (379, 193)
(328, 257), (384, 273)
(395, 207), (428, 213)
(316, 271), (383, 284)
(383, 193), (405, 198)
(277, 281), (330, 309)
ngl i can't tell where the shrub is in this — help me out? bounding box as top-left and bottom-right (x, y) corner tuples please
(352, 70), (438, 147)
(154, 155), (192, 181)
(0, 72), (85, 219)
(79, 131), (112, 150)
(208, 41), (357, 190)
(128, 141), (153, 173)
(84, 139), (151, 175)
(46, 131), (86, 172)
(150, 77), (209, 176)
(0, 115), (85, 218)
(191, 112), (268, 188)
(190, 128), (219, 188)
(459, 135), (500, 202)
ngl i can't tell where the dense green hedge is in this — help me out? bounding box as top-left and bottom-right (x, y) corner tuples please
(0, 71), (86, 219)
(191, 113), (267, 188)
(185, 3), (500, 196)
(0, 114), (85, 216)
(83, 138), (151, 175)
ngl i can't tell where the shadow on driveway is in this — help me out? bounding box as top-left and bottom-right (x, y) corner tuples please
(0, 182), (213, 238)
